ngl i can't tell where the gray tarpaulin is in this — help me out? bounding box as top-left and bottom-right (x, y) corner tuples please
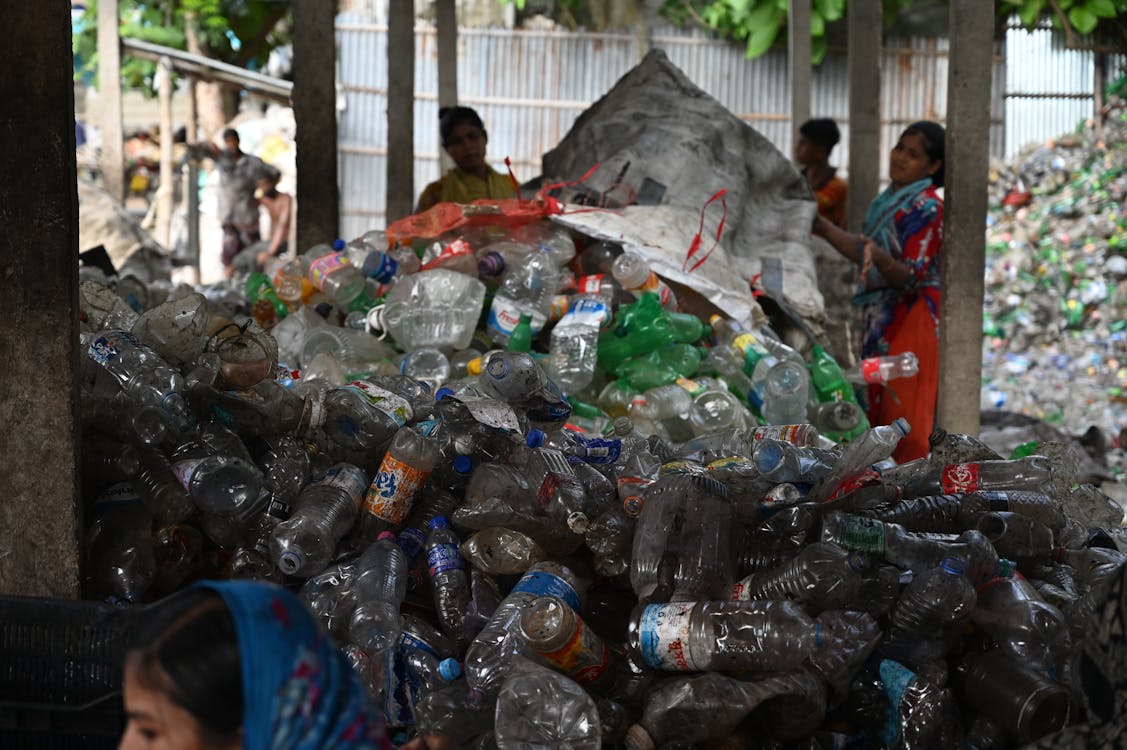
(542, 49), (823, 329)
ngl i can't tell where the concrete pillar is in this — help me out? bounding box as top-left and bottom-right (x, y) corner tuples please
(155, 57), (175, 249)
(436, 0), (457, 172)
(0, 0), (82, 597)
(387, 0), (416, 221)
(185, 76), (201, 284)
(936, 0), (993, 436)
(293, 0), (340, 248)
(789, 0), (812, 152)
(97, 0), (125, 203)
(847, 0), (881, 232)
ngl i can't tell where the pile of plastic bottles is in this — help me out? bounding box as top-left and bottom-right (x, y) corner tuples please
(77, 213), (1127, 748)
(983, 95), (1127, 453)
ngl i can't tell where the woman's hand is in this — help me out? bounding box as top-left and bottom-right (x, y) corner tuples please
(397, 734), (459, 750)
(860, 237), (876, 279)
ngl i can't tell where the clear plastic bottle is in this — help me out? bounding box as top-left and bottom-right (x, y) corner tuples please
(732, 542), (868, 611)
(460, 527), (545, 575)
(577, 241), (621, 275)
(84, 483), (156, 603)
(864, 494), (964, 533)
(301, 241), (365, 306)
(463, 561), (587, 698)
(84, 330), (192, 431)
(130, 292), (210, 367)
(322, 379), (413, 454)
(548, 296), (609, 393)
(134, 445), (196, 524)
(81, 438), (141, 491)
(811, 418), (910, 503)
(486, 249), (561, 345)
(843, 352), (919, 384)
(752, 438), (837, 485)
(807, 400), (864, 435)
(511, 221), (577, 266)
(169, 439), (265, 518)
(957, 650), (1070, 744)
(348, 532), (409, 660)
(689, 386), (746, 435)
(80, 397), (170, 446)
(519, 595), (614, 686)
(976, 511), (1055, 563)
(494, 659), (601, 750)
(425, 516), (472, 643)
(396, 486), (462, 560)
(971, 573), (1067, 669)
(762, 359), (811, 426)
(908, 455), (1054, 497)
(270, 463), (369, 577)
(400, 348), (450, 390)
(612, 252), (676, 310)
(367, 269), (487, 351)
(514, 445), (590, 533)
(475, 240), (538, 278)
(360, 421), (441, 539)
(888, 557), (977, 640)
(630, 474), (733, 603)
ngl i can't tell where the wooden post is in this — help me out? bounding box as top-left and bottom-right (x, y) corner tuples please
(436, 0), (457, 172)
(936, 0), (994, 436)
(387, 0), (416, 221)
(847, 0), (881, 232)
(156, 57), (175, 249)
(293, 0), (341, 248)
(97, 0), (125, 203)
(0, 0), (82, 597)
(185, 76), (201, 283)
(1094, 51), (1107, 141)
(789, 0), (812, 152)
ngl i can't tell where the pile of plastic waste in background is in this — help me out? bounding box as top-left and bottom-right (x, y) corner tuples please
(78, 209), (1127, 749)
(983, 95), (1127, 471)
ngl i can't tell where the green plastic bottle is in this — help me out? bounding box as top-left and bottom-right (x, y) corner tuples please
(616, 343), (702, 391)
(597, 293), (675, 370)
(508, 313), (534, 353)
(809, 345), (869, 441)
(1009, 441), (1039, 460)
(244, 272), (289, 320)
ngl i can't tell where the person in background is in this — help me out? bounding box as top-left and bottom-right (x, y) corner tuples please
(796, 118), (848, 229)
(119, 581), (394, 750)
(205, 128), (279, 277)
(416, 106), (517, 212)
(229, 172), (293, 275)
(814, 121), (945, 462)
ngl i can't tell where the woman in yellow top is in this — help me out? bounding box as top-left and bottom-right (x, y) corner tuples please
(416, 106), (518, 212)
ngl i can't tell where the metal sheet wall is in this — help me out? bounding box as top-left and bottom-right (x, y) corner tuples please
(338, 13), (1018, 237)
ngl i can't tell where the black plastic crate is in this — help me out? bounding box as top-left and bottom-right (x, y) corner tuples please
(0, 596), (141, 748)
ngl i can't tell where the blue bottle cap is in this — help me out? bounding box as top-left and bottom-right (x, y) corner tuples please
(939, 557), (966, 575)
(435, 386), (454, 401)
(332, 238), (346, 250)
(428, 516), (449, 530)
(453, 455), (473, 475)
(438, 658), (462, 682)
(526, 429), (546, 448)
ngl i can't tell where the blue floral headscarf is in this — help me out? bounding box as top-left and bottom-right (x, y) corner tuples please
(196, 580), (393, 750)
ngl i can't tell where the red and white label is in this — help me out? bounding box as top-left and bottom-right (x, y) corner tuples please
(941, 463), (981, 494)
(577, 274), (606, 295)
(860, 358), (884, 384)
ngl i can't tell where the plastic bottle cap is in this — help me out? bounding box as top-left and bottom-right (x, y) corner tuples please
(377, 531), (397, 542)
(278, 550), (303, 576)
(332, 238), (346, 250)
(940, 557), (966, 575)
(428, 516), (449, 530)
(526, 429), (546, 448)
(438, 658), (462, 682)
(435, 386), (454, 401)
(892, 417), (911, 436)
(453, 455), (473, 475)
(624, 725), (655, 750)
(467, 357), (483, 376)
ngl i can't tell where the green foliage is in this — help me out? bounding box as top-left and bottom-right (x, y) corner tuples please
(1002, 0), (1127, 36)
(73, 0), (291, 94)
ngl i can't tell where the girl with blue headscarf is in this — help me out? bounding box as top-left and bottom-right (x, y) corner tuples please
(814, 121), (945, 462)
(119, 580), (395, 750)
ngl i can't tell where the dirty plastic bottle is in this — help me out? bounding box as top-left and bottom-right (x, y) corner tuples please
(460, 527), (545, 575)
(80, 398), (170, 446)
(888, 557), (977, 640)
(301, 241), (365, 306)
(976, 511), (1056, 564)
(548, 296), (609, 394)
(169, 440), (264, 518)
(494, 659), (601, 750)
(134, 445), (196, 524)
(908, 455), (1056, 498)
(732, 542), (868, 611)
(368, 269), (487, 352)
(426, 516), (471, 643)
(396, 486), (462, 560)
(245, 272), (289, 322)
(84, 330), (192, 431)
(515, 444), (590, 533)
(808, 344), (870, 440)
(971, 573), (1067, 668)
(630, 474), (733, 603)
(957, 650), (1070, 744)
(322, 380), (413, 454)
(752, 438), (837, 485)
(808, 400), (864, 435)
(762, 359), (811, 425)
(519, 595), (614, 686)
(864, 494), (964, 533)
(348, 532), (409, 655)
(85, 483), (156, 603)
(270, 463), (369, 577)
(843, 352), (919, 384)
(958, 491), (1061, 532)
(487, 249), (561, 345)
(360, 420), (440, 539)
(811, 418), (910, 503)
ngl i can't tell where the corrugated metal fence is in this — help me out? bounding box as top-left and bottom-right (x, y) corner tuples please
(337, 12), (1102, 237)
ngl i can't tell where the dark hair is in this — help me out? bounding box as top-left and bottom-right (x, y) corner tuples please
(222, 128), (239, 141)
(798, 118), (841, 151)
(902, 120), (946, 187)
(439, 106), (486, 145)
(128, 588), (243, 743)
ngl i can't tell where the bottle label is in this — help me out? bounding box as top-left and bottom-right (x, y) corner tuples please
(537, 618), (610, 684)
(579, 437), (622, 465)
(675, 377), (701, 396)
(344, 381), (412, 426)
(364, 455), (431, 524)
(636, 272), (674, 307)
(89, 332), (140, 364)
(513, 571), (581, 612)
(860, 358), (884, 384)
(171, 458), (207, 491)
(637, 602), (701, 671)
(366, 252), (399, 283)
(399, 630), (438, 657)
(835, 515), (887, 555)
(941, 463), (981, 494)
(487, 295), (546, 337)
(456, 396), (522, 433)
(397, 527), (427, 559)
(730, 574), (755, 601)
(577, 274), (605, 295)
(751, 424), (815, 447)
(732, 333), (771, 374)
(426, 542), (464, 576)
(92, 482), (146, 513)
(320, 465), (371, 502)
(563, 297), (609, 327)
(307, 252), (351, 291)
(266, 495), (293, 521)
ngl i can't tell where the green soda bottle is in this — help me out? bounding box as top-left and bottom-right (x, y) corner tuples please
(508, 313), (534, 353)
(809, 345), (869, 441)
(597, 293), (675, 370)
(616, 343), (702, 391)
(245, 272), (289, 320)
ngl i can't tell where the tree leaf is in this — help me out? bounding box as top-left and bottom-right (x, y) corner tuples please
(1018, 0), (1045, 26)
(814, 0), (844, 22)
(744, 13), (780, 58)
(812, 33), (828, 64)
(1086, 0), (1118, 17)
(1068, 5), (1098, 33)
(811, 11), (825, 36)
